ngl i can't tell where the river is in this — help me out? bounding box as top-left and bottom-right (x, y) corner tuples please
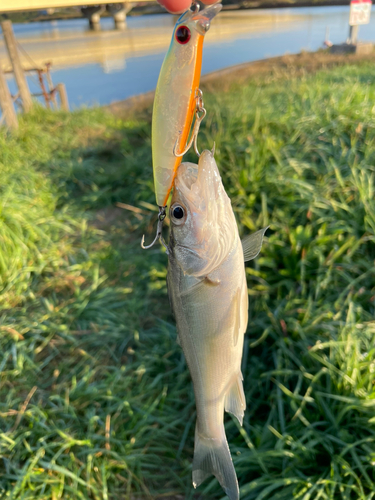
(1, 6), (375, 108)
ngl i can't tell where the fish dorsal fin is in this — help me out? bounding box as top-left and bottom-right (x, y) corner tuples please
(241, 226), (269, 262)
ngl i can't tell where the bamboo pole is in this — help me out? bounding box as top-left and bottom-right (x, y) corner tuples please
(0, 63), (18, 130)
(1, 20), (33, 112)
(56, 83), (69, 111)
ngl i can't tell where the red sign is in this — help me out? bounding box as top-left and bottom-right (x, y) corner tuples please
(349, 0), (372, 25)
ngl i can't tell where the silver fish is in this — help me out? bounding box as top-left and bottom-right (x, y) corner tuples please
(167, 150), (267, 499)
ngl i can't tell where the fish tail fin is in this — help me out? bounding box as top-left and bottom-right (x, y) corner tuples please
(192, 424), (239, 500)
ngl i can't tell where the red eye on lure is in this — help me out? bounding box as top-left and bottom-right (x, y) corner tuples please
(175, 25), (191, 44)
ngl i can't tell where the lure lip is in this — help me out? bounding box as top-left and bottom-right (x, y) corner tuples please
(177, 3), (222, 34)
(192, 2), (223, 21)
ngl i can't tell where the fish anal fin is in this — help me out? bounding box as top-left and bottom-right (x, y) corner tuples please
(241, 226), (269, 262)
(192, 425), (239, 500)
(224, 373), (246, 426)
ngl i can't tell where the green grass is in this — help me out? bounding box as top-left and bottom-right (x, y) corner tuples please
(1, 60), (375, 500)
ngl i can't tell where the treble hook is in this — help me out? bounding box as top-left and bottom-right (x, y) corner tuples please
(173, 107), (206, 158)
(141, 206), (169, 252)
(173, 88), (211, 159)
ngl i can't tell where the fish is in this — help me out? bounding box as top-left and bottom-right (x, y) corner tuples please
(167, 149), (268, 499)
(152, 3), (222, 208)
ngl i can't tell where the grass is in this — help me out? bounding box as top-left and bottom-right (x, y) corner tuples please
(0, 59), (375, 500)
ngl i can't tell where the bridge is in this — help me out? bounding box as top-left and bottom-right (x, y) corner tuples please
(0, 1), (156, 30)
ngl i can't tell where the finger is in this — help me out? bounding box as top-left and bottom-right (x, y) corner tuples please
(157, 0), (192, 14)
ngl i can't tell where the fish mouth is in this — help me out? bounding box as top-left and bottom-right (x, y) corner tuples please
(174, 150), (219, 207)
(175, 162), (198, 191)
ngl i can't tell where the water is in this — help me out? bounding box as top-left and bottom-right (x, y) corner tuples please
(1, 6), (375, 108)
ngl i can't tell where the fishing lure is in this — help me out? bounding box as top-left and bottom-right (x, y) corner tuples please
(153, 2), (221, 208)
(142, 2), (222, 250)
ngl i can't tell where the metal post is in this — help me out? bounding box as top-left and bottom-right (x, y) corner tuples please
(0, 63), (18, 130)
(1, 20), (33, 112)
(348, 24), (359, 45)
(56, 83), (69, 111)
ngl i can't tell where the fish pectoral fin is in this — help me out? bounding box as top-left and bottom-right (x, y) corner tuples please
(241, 226), (269, 262)
(192, 425), (239, 500)
(204, 276), (220, 286)
(176, 334), (181, 347)
(224, 373), (246, 426)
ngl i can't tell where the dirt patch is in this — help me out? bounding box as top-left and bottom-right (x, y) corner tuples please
(106, 50), (375, 118)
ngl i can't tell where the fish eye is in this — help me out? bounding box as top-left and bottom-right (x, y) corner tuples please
(170, 203), (186, 225)
(173, 205), (184, 219)
(175, 26), (191, 45)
